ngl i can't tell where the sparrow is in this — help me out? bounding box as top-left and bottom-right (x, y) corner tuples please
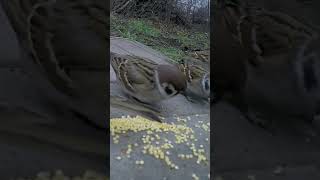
(235, 3), (319, 67)
(191, 50), (209, 60)
(185, 50), (210, 76)
(178, 59), (210, 103)
(1, 0), (108, 95)
(214, 0), (320, 130)
(189, 49), (210, 70)
(1, 0), (108, 129)
(110, 52), (187, 104)
(243, 38), (320, 134)
(213, 0), (319, 93)
(293, 38), (320, 115)
(234, 1), (319, 117)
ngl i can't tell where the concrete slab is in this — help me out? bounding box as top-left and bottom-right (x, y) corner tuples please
(217, 165), (320, 180)
(212, 101), (320, 180)
(110, 36), (172, 65)
(110, 113), (210, 180)
(0, 67), (107, 178)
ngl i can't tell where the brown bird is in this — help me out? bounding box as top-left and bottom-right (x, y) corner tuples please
(0, 0), (108, 128)
(178, 59), (210, 104)
(1, 0), (108, 95)
(243, 38), (320, 133)
(236, 3), (319, 67)
(110, 52), (187, 104)
(189, 49), (210, 71)
(213, 0), (320, 131)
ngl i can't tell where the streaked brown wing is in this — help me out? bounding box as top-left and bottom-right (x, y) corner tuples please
(238, 10), (318, 62)
(111, 53), (157, 93)
(1, 0), (75, 94)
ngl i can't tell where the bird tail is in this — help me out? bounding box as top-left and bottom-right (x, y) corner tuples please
(110, 96), (162, 122)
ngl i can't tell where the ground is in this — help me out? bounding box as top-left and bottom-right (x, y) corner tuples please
(212, 101), (320, 180)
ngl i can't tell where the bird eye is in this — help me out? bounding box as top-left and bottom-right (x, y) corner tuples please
(202, 74), (210, 93)
(204, 80), (210, 90)
(165, 87), (173, 95)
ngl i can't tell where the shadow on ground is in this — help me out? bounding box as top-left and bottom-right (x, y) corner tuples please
(212, 101), (320, 180)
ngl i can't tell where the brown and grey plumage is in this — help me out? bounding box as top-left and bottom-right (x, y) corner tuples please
(179, 59), (210, 103)
(236, 4), (319, 66)
(214, 0), (320, 131)
(243, 38), (320, 132)
(235, 2), (320, 129)
(1, 0), (108, 94)
(213, 0), (318, 102)
(0, 0), (108, 128)
(110, 52), (187, 104)
(213, 0), (319, 98)
(189, 50), (210, 71)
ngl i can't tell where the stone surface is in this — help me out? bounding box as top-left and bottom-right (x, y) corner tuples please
(110, 37), (172, 65)
(212, 101), (320, 180)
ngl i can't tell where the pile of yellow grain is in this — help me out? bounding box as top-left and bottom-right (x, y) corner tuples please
(110, 115), (208, 170)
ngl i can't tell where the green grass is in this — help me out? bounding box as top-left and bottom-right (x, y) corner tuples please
(155, 47), (185, 63)
(111, 15), (209, 62)
(111, 15), (160, 42)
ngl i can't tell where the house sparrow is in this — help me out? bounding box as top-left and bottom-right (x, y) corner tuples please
(1, 0), (108, 95)
(234, 2), (319, 123)
(213, 0), (318, 93)
(110, 52), (187, 104)
(191, 50), (209, 61)
(1, 0), (108, 130)
(236, 3), (319, 67)
(189, 50), (210, 71)
(293, 38), (320, 114)
(179, 59), (210, 103)
(214, 1), (320, 131)
(1, 0), (74, 94)
(243, 37), (320, 131)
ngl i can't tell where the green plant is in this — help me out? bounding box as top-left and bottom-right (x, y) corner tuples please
(110, 15), (209, 63)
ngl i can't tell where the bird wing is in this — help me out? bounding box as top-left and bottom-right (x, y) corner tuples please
(1, 0), (75, 94)
(180, 59), (207, 83)
(111, 53), (157, 93)
(238, 9), (318, 65)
